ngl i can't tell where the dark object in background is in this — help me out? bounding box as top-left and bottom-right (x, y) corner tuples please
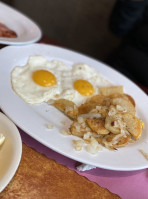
(106, 0), (148, 87)
(0, 23), (17, 38)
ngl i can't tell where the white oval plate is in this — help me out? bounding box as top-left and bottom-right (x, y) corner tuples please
(0, 112), (22, 193)
(0, 44), (148, 171)
(0, 2), (42, 45)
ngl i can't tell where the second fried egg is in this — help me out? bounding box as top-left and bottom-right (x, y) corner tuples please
(58, 63), (110, 105)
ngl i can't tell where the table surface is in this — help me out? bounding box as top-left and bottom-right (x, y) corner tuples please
(0, 36), (148, 199)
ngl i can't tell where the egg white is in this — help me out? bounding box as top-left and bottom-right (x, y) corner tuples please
(11, 56), (71, 104)
(58, 63), (110, 105)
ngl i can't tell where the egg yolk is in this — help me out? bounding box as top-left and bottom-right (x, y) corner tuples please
(32, 70), (57, 87)
(73, 79), (95, 96)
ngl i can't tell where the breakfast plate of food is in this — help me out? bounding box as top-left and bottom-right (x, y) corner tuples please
(0, 43), (148, 171)
(0, 1), (42, 45)
(0, 112), (22, 193)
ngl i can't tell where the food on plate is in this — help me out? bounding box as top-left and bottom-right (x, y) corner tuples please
(101, 132), (131, 149)
(46, 124), (54, 129)
(120, 113), (143, 140)
(78, 95), (110, 116)
(11, 56), (71, 104)
(0, 133), (5, 146)
(70, 118), (91, 138)
(53, 86), (144, 153)
(139, 149), (148, 161)
(99, 86), (123, 96)
(0, 22), (17, 38)
(11, 55), (110, 105)
(53, 99), (78, 119)
(110, 96), (135, 115)
(10, 56), (144, 154)
(86, 118), (109, 135)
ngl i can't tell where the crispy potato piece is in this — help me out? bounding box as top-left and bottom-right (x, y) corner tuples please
(109, 93), (135, 107)
(124, 94), (135, 107)
(105, 112), (143, 140)
(93, 106), (109, 118)
(70, 120), (85, 138)
(111, 97), (135, 115)
(105, 114), (122, 134)
(70, 120), (91, 138)
(88, 95), (110, 104)
(89, 95), (111, 108)
(53, 99), (78, 119)
(59, 85), (143, 152)
(78, 95), (110, 115)
(102, 133), (131, 149)
(86, 118), (109, 135)
(95, 136), (105, 146)
(113, 134), (131, 148)
(99, 86), (123, 96)
(84, 105), (108, 118)
(121, 113), (143, 140)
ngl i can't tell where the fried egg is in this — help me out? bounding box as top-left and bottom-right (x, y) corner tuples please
(11, 55), (110, 105)
(11, 56), (71, 104)
(58, 63), (110, 105)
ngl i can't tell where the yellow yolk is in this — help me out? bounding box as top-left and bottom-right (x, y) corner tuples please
(32, 70), (57, 87)
(73, 79), (95, 96)
(141, 121), (144, 129)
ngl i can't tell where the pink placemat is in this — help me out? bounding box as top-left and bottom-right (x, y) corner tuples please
(20, 128), (148, 199)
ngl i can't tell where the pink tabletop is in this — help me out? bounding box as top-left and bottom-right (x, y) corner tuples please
(20, 127), (148, 199)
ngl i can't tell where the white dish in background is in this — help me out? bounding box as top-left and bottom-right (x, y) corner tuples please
(0, 44), (148, 171)
(0, 112), (22, 193)
(0, 1), (42, 45)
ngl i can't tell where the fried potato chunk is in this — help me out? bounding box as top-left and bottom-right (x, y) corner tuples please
(53, 99), (78, 119)
(86, 118), (109, 135)
(99, 86), (123, 96)
(89, 105), (108, 118)
(124, 94), (135, 107)
(111, 97), (135, 115)
(70, 119), (91, 138)
(88, 95), (110, 104)
(55, 85), (143, 152)
(109, 93), (135, 107)
(78, 95), (110, 115)
(102, 133), (131, 149)
(121, 113), (143, 140)
(105, 114), (122, 134)
(105, 112), (142, 140)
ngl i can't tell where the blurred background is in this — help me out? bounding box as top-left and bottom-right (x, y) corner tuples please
(2, 0), (121, 61)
